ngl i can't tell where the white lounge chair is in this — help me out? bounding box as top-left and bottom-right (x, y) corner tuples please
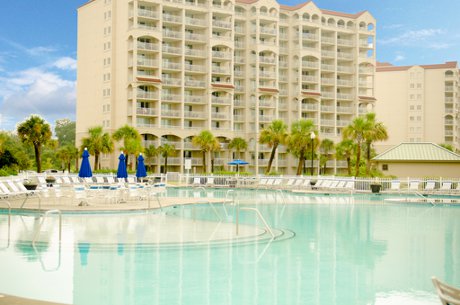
(408, 180), (420, 191)
(387, 180), (400, 192)
(439, 181), (452, 193)
(423, 180), (436, 193)
(192, 177), (202, 186)
(206, 177), (215, 187)
(432, 276), (460, 305)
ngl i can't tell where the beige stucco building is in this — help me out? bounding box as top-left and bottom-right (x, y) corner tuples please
(77, 0), (376, 174)
(373, 142), (460, 178)
(375, 61), (460, 153)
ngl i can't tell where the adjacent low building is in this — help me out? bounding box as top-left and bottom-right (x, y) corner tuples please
(372, 142), (460, 178)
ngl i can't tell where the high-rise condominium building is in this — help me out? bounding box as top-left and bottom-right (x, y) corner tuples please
(375, 61), (460, 153)
(77, 0), (376, 174)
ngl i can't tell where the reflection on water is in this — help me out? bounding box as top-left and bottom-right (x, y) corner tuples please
(0, 190), (459, 305)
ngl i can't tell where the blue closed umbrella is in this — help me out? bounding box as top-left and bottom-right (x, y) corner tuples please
(136, 153), (147, 179)
(79, 148), (92, 178)
(117, 152), (128, 179)
(228, 159), (249, 173)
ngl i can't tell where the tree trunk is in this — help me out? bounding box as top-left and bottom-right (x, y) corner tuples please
(125, 154), (130, 170)
(265, 144), (278, 175)
(365, 142), (371, 176)
(202, 151), (207, 173)
(211, 158), (214, 173)
(164, 157), (168, 174)
(94, 153), (100, 171)
(34, 144), (41, 173)
(67, 161), (71, 173)
(75, 157), (79, 173)
(296, 156), (304, 176)
(346, 157), (351, 176)
(355, 143), (361, 177)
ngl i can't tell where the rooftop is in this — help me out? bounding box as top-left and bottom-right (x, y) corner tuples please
(373, 143), (460, 162)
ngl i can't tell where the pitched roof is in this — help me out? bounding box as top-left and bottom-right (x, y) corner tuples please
(373, 143), (460, 162)
(376, 61), (458, 72)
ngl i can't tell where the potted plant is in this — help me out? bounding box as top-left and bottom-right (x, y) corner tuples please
(370, 179), (381, 193)
(45, 176), (56, 187)
(23, 178), (38, 190)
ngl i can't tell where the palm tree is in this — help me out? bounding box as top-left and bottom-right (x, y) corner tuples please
(144, 144), (158, 172)
(319, 138), (334, 174)
(17, 115), (52, 173)
(192, 130), (216, 173)
(259, 120), (288, 174)
(81, 126), (114, 170)
(159, 144), (175, 174)
(335, 139), (355, 176)
(210, 138), (221, 173)
(287, 119), (316, 176)
(56, 145), (78, 173)
(228, 137), (247, 159)
(363, 113), (388, 176)
(342, 116), (369, 177)
(113, 125), (142, 170)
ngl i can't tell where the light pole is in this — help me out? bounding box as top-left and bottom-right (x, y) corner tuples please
(310, 132), (316, 176)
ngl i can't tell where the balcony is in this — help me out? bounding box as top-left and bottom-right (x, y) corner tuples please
(320, 105), (334, 112)
(160, 157), (181, 164)
(161, 109), (181, 117)
(301, 104), (318, 111)
(137, 58), (157, 67)
(302, 75), (317, 82)
(184, 64), (206, 72)
(163, 14), (182, 24)
(137, 42), (159, 51)
(302, 33), (318, 40)
(259, 100), (275, 107)
(321, 64), (335, 71)
(184, 17), (207, 27)
(321, 36), (335, 44)
(137, 91), (159, 100)
(259, 115), (274, 122)
(337, 79), (353, 87)
(212, 96), (232, 104)
(337, 106), (353, 113)
(162, 78), (182, 86)
(161, 94), (182, 101)
(185, 95), (205, 103)
(445, 86), (454, 92)
(321, 77), (334, 85)
(302, 61), (319, 69)
(260, 27), (277, 35)
(162, 62), (181, 70)
(184, 48), (206, 57)
(336, 120), (351, 127)
(212, 51), (232, 60)
(337, 38), (353, 46)
(359, 67), (374, 74)
(211, 112), (228, 119)
(185, 32), (206, 41)
(212, 66), (231, 74)
(337, 66), (353, 73)
(138, 9), (159, 19)
(337, 52), (353, 60)
(212, 20), (232, 29)
(321, 92), (335, 99)
(163, 29), (182, 39)
(162, 45), (182, 55)
(136, 107), (157, 116)
(184, 111), (205, 119)
(321, 50), (335, 57)
(259, 71), (276, 79)
(259, 56), (276, 64)
(337, 93), (353, 100)
(185, 79), (206, 87)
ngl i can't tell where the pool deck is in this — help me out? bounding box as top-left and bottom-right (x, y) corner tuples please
(0, 294), (67, 305)
(2, 195), (228, 213)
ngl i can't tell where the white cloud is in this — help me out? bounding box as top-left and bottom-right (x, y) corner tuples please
(394, 55), (405, 62)
(380, 28), (445, 46)
(0, 66), (75, 130)
(53, 57), (77, 70)
(428, 43), (452, 50)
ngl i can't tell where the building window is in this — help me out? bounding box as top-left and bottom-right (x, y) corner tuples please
(382, 164), (388, 171)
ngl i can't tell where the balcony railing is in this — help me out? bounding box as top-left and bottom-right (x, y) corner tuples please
(137, 91), (159, 100)
(136, 107), (157, 116)
(138, 9), (159, 19)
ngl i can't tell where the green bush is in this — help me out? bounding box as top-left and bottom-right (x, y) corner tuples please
(0, 166), (18, 176)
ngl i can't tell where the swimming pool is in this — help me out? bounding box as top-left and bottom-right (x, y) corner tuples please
(0, 188), (459, 305)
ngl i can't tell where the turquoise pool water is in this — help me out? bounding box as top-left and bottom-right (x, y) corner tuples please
(0, 188), (459, 305)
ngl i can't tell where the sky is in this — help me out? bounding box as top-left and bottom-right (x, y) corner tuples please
(0, 0), (459, 131)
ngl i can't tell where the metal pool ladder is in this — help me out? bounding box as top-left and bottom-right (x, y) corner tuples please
(32, 209), (63, 271)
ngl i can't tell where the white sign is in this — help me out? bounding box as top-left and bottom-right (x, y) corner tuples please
(184, 158), (192, 170)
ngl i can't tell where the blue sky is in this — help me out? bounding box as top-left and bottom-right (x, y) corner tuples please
(0, 0), (459, 131)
